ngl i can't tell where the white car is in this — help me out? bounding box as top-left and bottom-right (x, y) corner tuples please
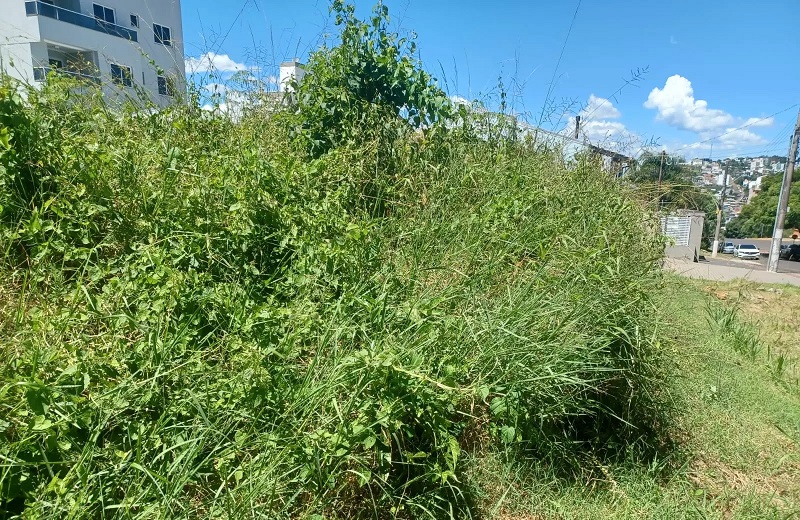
(734, 244), (760, 260)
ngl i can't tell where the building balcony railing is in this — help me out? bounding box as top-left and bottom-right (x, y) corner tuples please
(33, 66), (101, 84)
(25, 1), (138, 42)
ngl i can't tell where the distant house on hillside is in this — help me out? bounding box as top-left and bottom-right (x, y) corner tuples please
(0, 0), (185, 106)
(747, 175), (765, 203)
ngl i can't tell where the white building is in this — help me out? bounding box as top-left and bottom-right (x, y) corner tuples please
(748, 175), (765, 202)
(278, 58), (305, 94)
(750, 157), (766, 174)
(0, 0), (185, 106)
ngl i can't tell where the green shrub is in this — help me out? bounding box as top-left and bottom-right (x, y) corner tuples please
(0, 6), (669, 517)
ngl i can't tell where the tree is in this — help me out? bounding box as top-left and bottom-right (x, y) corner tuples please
(628, 152), (713, 211)
(726, 171), (800, 238)
(628, 152), (689, 186)
(627, 152), (720, 247)
(290, 1), (451, 156)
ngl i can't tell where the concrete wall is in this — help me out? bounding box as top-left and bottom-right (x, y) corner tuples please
(663, 211), (705, 261)
(0, 2), (42, 83)
(1, 0), (185, 106)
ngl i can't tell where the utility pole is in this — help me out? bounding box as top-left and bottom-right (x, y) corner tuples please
(574, 115), (581, 140)
(656, 150), (667, 210)
(767, 109), (800, 272)
(711, 166), (729, 258)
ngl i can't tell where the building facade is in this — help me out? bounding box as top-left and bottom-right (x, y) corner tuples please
(0, 0), (184, 106)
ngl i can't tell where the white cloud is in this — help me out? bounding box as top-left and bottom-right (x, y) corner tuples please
(645, 75), (777, 154)
(581, 120), (628, 141)
(565, 95), (639, 151)
(744, 116), (774, 128)
(717, 127), (766, 148)
(185, 52), (249, 73)
(669, 127), (768, 156)
(580, 94), (620, 121)
(203, 83), (228, 96)
(644, 75), (735, 132)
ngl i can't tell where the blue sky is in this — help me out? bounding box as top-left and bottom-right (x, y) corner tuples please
(181, 0), (799, 159)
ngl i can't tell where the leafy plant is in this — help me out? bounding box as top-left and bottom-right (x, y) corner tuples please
(290, 1), (451, 157)
(0, 7), (671, 517)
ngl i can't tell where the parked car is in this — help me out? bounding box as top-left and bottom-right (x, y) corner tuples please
(734, 244), (761, 260)
(780, 244), (800, 261)
(722, 242), (735, 254)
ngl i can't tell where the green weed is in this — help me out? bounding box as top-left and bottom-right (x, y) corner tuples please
(0, 5), (671, 517)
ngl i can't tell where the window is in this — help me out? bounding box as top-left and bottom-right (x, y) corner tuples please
(153, 24), (171, 46)
(93, 3), (116, 25)
(130, 14), (139, 27)
(49, 58), (63, 69)
(110, 63), (132, 87)
(157, 76), (173, 96)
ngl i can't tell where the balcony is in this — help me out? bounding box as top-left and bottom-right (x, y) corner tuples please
(25, 1), (138, 42)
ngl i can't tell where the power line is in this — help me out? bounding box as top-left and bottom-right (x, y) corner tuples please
(211, 0), (251, 59)
(755, 121), (795, 156)
(731, 119), (794, 156)
(536, 0), (582, 127)
(718, 123), (794, 158)
(671, 103), (799, 155)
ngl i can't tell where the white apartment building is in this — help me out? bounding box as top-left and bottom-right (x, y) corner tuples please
(750, 157), (766, 174)
(0, 0), (184, 106)
(748, 175), (765, 202)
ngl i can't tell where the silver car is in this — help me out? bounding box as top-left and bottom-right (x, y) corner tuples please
(734, 244), (760, 260)
(722, 242), (735, 254)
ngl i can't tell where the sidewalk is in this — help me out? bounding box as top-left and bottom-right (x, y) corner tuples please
(664, 258), (800, 286)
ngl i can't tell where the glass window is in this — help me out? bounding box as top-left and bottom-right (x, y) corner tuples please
(153, 24), (171, 46)
(130, 14), (139, 27)
(49, 58), (63, 69)
(157, 76), (173, 96)
(110, 64), (132, 87)
(93, 4), (116, 25)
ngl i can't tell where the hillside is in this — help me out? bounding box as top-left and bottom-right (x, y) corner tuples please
(727, 173), (800, 238)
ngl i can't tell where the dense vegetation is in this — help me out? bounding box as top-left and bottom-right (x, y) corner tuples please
(726, 171), (800, 238)
(0, 4), (674, 518)
(626, 152), (719, 247)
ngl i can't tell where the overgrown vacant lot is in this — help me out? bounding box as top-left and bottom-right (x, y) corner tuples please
(0, 74), (672, 518)
(1, 3), (798, 517)
(3, 82), (798, 519)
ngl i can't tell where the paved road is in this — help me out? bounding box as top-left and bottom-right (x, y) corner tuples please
(706, 238), (800, 274)
(665, 258), (800, 286)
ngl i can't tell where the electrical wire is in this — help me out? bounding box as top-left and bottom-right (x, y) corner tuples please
(671, 104), (799, 155)
(536, 0), (582, 127)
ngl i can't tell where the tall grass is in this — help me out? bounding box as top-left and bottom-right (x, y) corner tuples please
(0, 73), (669, 519)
